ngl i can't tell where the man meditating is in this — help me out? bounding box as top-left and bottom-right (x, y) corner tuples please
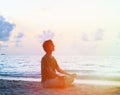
(41, 39), (76, 88)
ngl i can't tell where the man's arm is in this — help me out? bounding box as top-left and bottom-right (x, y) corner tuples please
(56, 64), (70, 75)
(46, 64), (60, 77)
(53, 57), (70, 75)
(42, 57), (59, 78)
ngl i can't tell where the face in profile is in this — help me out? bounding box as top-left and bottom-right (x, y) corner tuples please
(48, 42), (55, 52)
(43, 40), (55, 53)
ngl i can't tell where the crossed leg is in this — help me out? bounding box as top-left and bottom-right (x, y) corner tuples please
(42, 74), (76, 88)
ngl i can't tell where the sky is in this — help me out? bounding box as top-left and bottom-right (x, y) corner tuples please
(0, 0), (120, 56)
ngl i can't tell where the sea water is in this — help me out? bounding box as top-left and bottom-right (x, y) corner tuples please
(0, 55), (120, 85)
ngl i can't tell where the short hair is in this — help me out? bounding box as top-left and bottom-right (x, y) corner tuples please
(42, 39), (53, 52)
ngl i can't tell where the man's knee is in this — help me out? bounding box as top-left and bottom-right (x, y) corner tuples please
(42, 77), (65, 88)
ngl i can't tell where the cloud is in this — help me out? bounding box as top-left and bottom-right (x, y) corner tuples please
(81, 32), (89, 41)
(94, 28), (104, 41)
(14, 32), (24, 47)
(14, 32), (24, 39)
(0, 16), (15, 41)
(117, 32), (120, 39)
(81, 28), (104, 41)
(37, 30), (55, 43)
(0, 41), (8, 51)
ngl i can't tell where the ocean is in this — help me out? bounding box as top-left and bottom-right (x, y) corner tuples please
(0, 55), (120, 85)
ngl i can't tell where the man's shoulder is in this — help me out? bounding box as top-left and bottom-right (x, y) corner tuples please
(42, 55), (49, 59)
(41, 55), (50, 61)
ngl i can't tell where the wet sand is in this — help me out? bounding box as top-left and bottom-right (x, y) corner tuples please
(0, 79), (120, 95)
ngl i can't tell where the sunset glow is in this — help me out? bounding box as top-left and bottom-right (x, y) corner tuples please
(0, 0), (120, 56)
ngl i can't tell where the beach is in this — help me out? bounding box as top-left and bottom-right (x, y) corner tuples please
(0, 55), (120, 95)
(0, 79), (120, 95)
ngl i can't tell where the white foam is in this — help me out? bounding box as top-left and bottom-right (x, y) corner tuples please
(0, 76), (40, 82)
(75, 79), (120, 86)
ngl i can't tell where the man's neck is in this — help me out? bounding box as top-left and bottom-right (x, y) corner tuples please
(46, 52), (52, 56)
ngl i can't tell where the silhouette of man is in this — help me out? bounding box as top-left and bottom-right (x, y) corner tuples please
(41, 39), (76, 88)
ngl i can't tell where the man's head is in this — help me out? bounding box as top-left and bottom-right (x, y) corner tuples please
(42, 39), (55, 52)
